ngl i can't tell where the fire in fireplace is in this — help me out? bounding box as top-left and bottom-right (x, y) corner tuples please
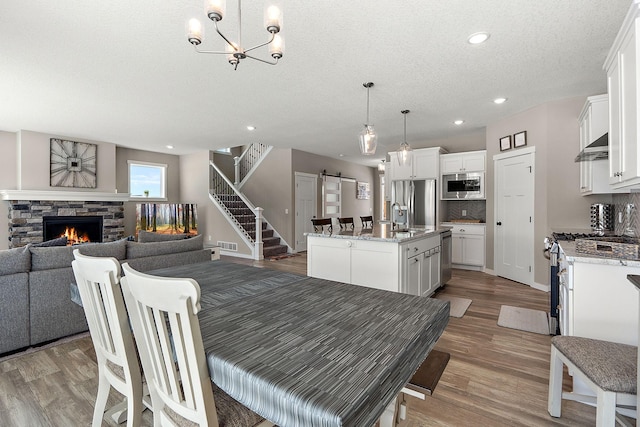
(43, 216), (103, 245)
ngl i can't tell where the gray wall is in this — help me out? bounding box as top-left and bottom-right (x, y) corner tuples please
(115, 147), (182, 237)
(242, 148), (294, 247)
(485, 96), (613, 285)
(291, 149), (377, 223)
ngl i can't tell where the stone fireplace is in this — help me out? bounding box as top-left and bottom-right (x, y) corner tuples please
(8, 200), (125, 248)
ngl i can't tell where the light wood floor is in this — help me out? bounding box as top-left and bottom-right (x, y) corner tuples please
(0, 255), (605, 426)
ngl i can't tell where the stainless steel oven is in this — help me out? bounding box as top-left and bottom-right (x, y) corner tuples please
(442, 172), (484, 200)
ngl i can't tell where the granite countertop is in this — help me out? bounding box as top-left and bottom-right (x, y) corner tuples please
(305, 224), (451, 243)
(559, 241), (640, 267)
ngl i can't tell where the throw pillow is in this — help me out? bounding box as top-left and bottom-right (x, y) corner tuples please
(126, 234), (203, 259)
(0, 245), (31, 275)
(31, 236), (68, 247)
(137, 230), (188, 243)
(76, 239), (127, 260)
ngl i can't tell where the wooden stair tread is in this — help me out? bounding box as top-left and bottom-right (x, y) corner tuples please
(406, 350), (450, 396)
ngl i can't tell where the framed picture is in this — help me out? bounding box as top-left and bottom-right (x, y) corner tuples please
(499, 135), (512, 151)
(514, 131), (527, 148)
(356, 181), (370, 199)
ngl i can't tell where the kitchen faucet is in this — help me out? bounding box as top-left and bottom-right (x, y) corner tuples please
(391, 202), (404, 230)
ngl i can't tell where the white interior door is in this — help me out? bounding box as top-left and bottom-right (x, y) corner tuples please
(295, 172), (317, 252)
(494, 149), (535, 286)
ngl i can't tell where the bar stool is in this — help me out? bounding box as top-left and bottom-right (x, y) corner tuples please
(360, 216), (373, 228)
(311, 218), (332, 233)
(338, 217), (355, 230)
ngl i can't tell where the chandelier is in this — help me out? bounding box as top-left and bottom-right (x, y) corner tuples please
(187, 0), (284, 70)
(397, 110), (413, 166)
(358, 82), (378, 155)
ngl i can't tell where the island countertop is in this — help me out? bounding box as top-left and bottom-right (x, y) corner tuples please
(305, 224), (451, 243)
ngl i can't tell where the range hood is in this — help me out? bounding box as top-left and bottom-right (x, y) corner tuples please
(574, 133), (608, 162)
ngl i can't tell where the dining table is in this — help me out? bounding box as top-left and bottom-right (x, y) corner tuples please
(150, 260), (449, 427)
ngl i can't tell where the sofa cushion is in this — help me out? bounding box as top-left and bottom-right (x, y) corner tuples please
(0, 245), (31, 275)
(76, 239), (127, 260)
(126, 234), (203, 259)
(29, 245), (74, 271)
(137, 230), (188, 243)
(31, 236), (68, 247)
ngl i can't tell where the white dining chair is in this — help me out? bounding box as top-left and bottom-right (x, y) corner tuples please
(548, 335), (637, 425)
(120, 263), (273, 427)
(71, 250), (151, 427)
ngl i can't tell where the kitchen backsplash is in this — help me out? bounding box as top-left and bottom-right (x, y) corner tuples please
(612, 192), (640, 236)
(443, 200), (486, 222)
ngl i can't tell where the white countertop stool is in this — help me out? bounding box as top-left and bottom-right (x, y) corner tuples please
(548, 335), (637, 426)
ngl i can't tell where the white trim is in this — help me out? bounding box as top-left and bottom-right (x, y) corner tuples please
(531, 281), (550, 292)
(294, 171), (318, 179)
(128, 160), (167, 199)
(492, 145), (535, 161)
(0, 190), (130, 201)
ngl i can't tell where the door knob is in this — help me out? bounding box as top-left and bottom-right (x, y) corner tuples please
(496, 221), (502, 226)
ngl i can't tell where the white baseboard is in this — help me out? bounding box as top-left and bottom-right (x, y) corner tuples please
(219, 251), (254, 259)
(531, 281), (550, 292)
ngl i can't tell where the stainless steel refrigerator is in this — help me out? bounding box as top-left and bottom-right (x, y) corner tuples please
(391, 179), (437, 227)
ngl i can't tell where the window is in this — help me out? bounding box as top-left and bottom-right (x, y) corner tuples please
(128, 161), (167, 199)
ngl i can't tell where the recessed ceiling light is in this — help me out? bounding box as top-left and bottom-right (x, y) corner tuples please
(166, 145), (174, 149)
(493, 97), (507, 104)
(247, 125), (256, 131)
(468, 32), (490, 45)
(454, 120), (464, 125)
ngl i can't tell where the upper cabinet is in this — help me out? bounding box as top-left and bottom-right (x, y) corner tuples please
(578, 95), (613, 195)
(440, 151), (486, 174)
(386, 147), (445, 181)
(605, 2), (640, 188)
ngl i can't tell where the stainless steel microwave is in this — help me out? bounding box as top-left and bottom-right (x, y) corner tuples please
(442, 172), (485, 200)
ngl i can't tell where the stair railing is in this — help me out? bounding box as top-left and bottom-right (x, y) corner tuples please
(210, 161), (263, 260)
(234, 142), (273, 188)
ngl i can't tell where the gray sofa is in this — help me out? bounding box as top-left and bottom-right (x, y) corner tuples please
(0, 234), (210, 355)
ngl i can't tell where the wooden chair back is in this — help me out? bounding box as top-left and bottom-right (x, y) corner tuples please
(360, 216), (374, 228)
(72, 250), (145, 427)
(120, 264), (272, 427)
(338, 217), (355, 230)
(120, 263), (216, 426)
(311, 218), (333, 233)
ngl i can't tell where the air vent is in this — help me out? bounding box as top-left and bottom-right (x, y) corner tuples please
(217, 241), (237, 251)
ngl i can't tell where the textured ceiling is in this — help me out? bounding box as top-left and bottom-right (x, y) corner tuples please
(0, 0), (632, 166)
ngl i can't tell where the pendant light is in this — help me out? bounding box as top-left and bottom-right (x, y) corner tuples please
(397, 110), (412, 166)
(358, 82), (378, 155)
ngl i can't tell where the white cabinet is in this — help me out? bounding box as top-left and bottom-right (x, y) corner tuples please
(605, 3), (640, 188)
(578, 95), (614, 195)
(401, 236), (441, 297)
(561, 255), (639, 346)
(440, 151), (486, 174)
(446, 223), (485, 269)
(307, 233), (441, 297)
(386, 147), (444, 181)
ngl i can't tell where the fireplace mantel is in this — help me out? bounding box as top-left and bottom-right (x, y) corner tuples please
(1, 190), (130, 202)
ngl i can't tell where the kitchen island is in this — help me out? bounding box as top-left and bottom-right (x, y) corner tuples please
(306, 224), (451, 297)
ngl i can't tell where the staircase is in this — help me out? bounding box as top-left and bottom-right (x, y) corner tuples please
(223, 193), (287, 258)
(210, 159), (288, 260)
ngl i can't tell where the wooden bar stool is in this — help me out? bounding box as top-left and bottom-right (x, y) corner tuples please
(311, 218), (332, 233)
(338, 217), (354, 230)
(360, 216), (373, 228)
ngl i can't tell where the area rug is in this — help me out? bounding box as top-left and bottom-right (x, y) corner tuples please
(497, 305), (550, 335)
(435, 296), (472, 318)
